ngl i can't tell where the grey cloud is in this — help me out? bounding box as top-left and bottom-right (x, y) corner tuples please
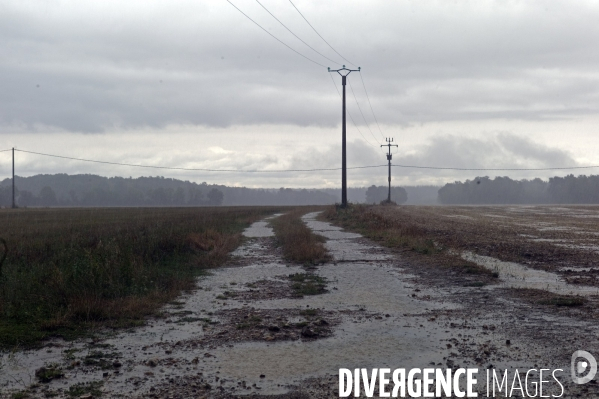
(2, 1), (599, 132)
(286, 133), (580, 187)
(393, 133), (580, 183)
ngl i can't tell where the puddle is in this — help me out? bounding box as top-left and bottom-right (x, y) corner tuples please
(303, 213), (393, 262)
(462, 252), (599, 296)
(482, 214), (512, 219)
(2, 211), (591, 397)
(0, 213), (457, 397)
(241, 213), (281, 238)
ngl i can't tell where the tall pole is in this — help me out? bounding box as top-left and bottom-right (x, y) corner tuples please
(12, 147), (15, 209)
(329, 65), (360, 207)
(381, 138), (398, 203)
(341, 75), (346, 207)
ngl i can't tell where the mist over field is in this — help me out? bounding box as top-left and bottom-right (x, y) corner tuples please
(0, 173), (418, 206)
(4, 173), (599, 206)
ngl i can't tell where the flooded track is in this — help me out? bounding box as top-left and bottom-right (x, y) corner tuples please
(2, 211), (599, 398)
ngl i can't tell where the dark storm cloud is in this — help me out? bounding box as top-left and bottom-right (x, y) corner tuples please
(1, 1), (599, 132)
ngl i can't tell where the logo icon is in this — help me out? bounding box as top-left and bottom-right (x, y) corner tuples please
(571, 350), (597, 384)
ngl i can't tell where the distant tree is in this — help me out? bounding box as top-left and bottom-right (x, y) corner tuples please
(206, 188), (224, 206)
(548, 174), (599, 204)
(39, 186), (57, 206)
(148, 187), (172, 206)
(173, 187), (185, 205)
(18, 190), (36, 207)
(68, 190), (79, 205)
(0, 186), (12, 207)
(188, 187), (204, 206)
(438, 176), (551, 204)
(365, 185), (407, 204)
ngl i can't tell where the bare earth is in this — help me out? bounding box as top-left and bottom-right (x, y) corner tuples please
(2, 207), (599, 398)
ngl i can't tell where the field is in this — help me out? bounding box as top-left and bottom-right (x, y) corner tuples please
(0, 207), (280, 348)
(326, 204), (599, 285)
(2, 205), (599, 398)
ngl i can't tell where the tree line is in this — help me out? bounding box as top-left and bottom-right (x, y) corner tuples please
(438, 175), (599, 204)
(0, 174), (340, 207)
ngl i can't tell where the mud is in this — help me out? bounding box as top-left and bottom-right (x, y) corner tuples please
(462, 251), (599, 296)
(374, 205), (599, 287)
(2, 209), (599, 398)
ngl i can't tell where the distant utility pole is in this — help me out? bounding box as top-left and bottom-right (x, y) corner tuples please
(329, 65), (360, 208)
(12, 148), (15, 209)
(381, 138), (398, 203)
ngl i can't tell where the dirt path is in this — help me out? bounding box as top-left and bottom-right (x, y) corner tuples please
(2, 212), (598, 398)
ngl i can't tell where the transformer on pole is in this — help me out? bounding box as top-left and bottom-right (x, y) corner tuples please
(381, 138), (398, 203)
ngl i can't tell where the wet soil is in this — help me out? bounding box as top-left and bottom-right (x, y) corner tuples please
(2, 209), (599, 398)
(372, 205), (599, 286)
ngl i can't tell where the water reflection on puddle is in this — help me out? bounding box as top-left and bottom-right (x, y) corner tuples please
(462, 252), (599, 296)
(0, 213), (457, 396)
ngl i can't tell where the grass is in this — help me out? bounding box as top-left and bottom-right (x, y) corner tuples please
(515, 288), (587, 307)
(236, 315), (262, 330)
(299, 308), (319, 317)
(67, 381), (103, 397)
(0, 206), (279, 349)
(322, 204), (496, 279)
(289, 273), (327, 296)
(539, 296), (586, 307)
(34, 364), (64, 383)
(270, 208), (331, 265)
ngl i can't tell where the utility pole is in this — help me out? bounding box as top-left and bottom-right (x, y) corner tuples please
(381, 138), (398, 203)
(329, 65), (360, 208)
(12, 147), (15, 209)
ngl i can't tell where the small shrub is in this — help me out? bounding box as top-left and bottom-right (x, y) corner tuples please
(540, 296), (585, 307)
(289, 273), (327, 296)
(67, 381), (103, 397)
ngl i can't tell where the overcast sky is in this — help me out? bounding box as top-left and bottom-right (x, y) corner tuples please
(1, 0), (599, 188)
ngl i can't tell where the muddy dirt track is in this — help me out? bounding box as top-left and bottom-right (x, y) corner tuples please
(2, 209), (599, 398)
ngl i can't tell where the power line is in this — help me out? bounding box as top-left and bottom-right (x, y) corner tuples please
(254, 0), (341, 66)
(392, 164), (599, 171)
(358, 72), (386, 141)
(0, 149), (12, 153)
(328, 74), (379, 149)
(10, 149), (599, 173)
(15, 149), (384, 173)
(288, 0), (356, 67)
(226, 0), (326, 68)
(347, 78), (382, 146)
(284, 0), (386, 145)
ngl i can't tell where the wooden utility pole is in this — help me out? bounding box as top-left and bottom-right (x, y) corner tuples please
(12, 148), (15, 209)
(329, 65), (360, 207)
(381, 138), (398, 203)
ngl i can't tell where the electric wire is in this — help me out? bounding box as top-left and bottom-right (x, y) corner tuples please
(347, 78), (383, 146)
(0, 149), (12, 153)
(226, 0), (326, 68)
(284, 0), (387, 147)
(14, 149), (383, 173)
(328, 74), (379, 149)
(288, 0), (356, 67)
(8, 149), (599, 172)
(392, 164), (599, 171)
(255, 0), (341, 66)
(358, 72), (386, 141)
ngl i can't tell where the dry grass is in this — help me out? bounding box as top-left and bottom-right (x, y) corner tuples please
(0, 206), (279, 348)
(354, 204), (599, 285)
(270, 208), (331, 265)
(513, 288), (586, 307)
(322, 204), (496, 278)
